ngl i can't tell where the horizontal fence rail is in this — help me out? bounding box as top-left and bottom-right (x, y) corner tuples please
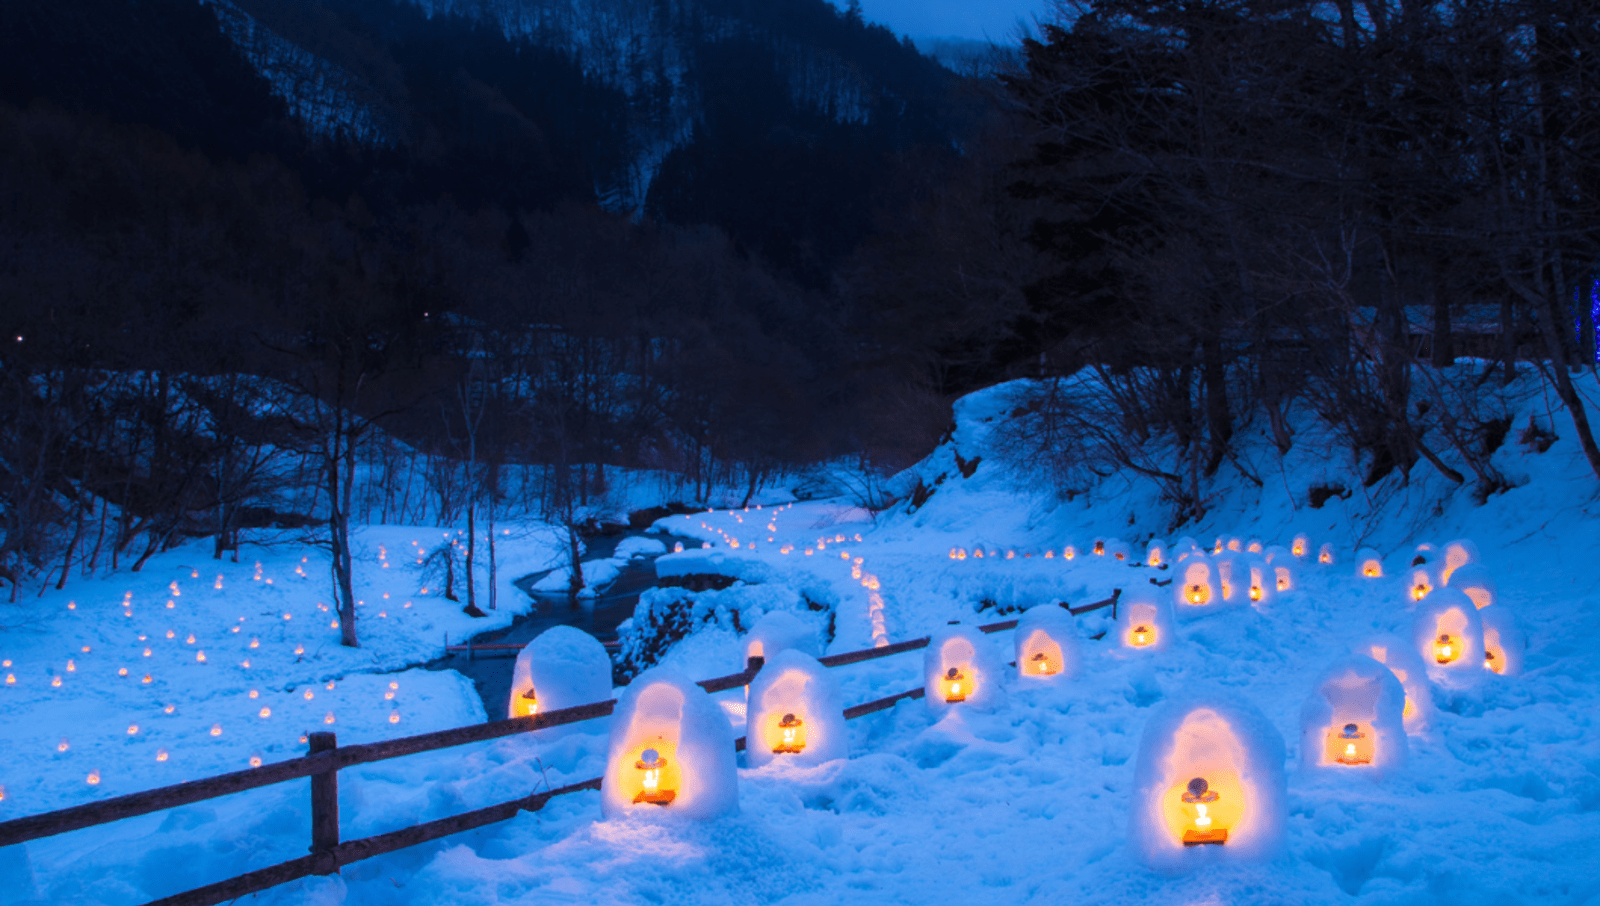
(0, 589), (1122, 906)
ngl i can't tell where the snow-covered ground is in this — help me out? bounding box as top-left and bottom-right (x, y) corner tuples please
(4, 372), (1600, 905)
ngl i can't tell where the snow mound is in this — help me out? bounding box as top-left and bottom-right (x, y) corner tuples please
(508, 626), (614, 721)
(1298, 655), (1408, 776)
(745, 650), (846, 768)
(600, 668), (738, 820)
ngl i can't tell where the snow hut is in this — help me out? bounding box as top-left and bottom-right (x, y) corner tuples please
(1410, 542), (1437, 567)
(1105, 539), (1133, 563)
(1298, 656), (1408, 775)
(1212, 555), (1249, 605)
(745, 650), (847, 768)
(1246, 538), (1264, 554)
(1318, 543), (1336, 566)
(1360, 635), (1433, 734)
(1356, 548), (1384, 578)
(744, 611), (822, 664)
(924, 625), (1006, 714)
(1092, 537), (1108, 557)
(1146, 538), (1169, 568)
(1446, 563), (1497, 610)
(1014, 604), (1081, 679)
(1291, 534), (1311, 559)
(507, 626), (613, 720)
(1174, 536), (1201, 557)
(1262, 548), (1295, 592)
(1244, 559), (1274, 607)
(1411, 588), (1485, 683)
(1439, 539), (1480, 584)
(1174, 557), (1221, 613)
(1480, 606), (1525, 676)
(1406, 565), (1438, 604)
(1128, 695), (1287, 869)
(601, 668), (738, 819)
(1117, 586), (1177, 653)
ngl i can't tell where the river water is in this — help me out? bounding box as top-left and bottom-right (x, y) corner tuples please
(433, 530), (700, 719)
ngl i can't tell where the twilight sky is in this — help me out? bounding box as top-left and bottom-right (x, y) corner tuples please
(850, 0), (1054, 42)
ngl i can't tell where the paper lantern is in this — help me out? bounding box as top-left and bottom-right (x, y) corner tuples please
(1412, 589), (1485, 685)
(1116, 587), (1177, 653)
(744, 611), (823, 663)
(508, 627), (613, 721)
(1361, 635), (1433, 734)
(923, 626), (1005, 714)
(601, 668), (737, 819)
(1479, 606), (1525, 676)
(1128, 696), (1287, 868)
(1446, 563), (1497, 610)
(1146, 539), (1168, 568)
(745, 650), (846, 768)
(1298, 656), (1407, 775)
(1438, 539), (1480, 584)
(1013, 604), (1080, 679)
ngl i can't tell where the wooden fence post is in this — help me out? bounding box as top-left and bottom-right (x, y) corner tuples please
(309, 732), (339, 876)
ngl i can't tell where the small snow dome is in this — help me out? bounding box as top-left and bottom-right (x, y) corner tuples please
(1117, 586), (1177, 653)
(1128, 696), (1287, 868)
(1411, 588), (1485, 683)
(508, 626), (613, 720)
(1244, 559), (1274, 607)
(1356, 548), (1383, 578)
(1298, 656), (1408, 775)
(1317, 542), (1336, 565)
(1014, 604), (1081, 679)
(601, 668), (737, 819)
(1262, 548), (1295, 592)
(1480, 606), (1525, 676)
(1105, 539), (1133, 562)
(924, 625), (1006, 713)
(1175, 557), (1219, 611)
(1147, 538), (1169, 568)
(1291, 533), (1311, 559)
(1446, 563), (1498, 610)
(1405, 565), (1438, 603)
(1410, 542), (1437, 567)
(1245, 538), (1264, 554)
(1092, 537), (1108, 556)
(1439, 538), (1480, 584)
(1175, 536), (1201, 556)
(745, 650), (846, 768)
(1062, 544), (1079, 560)
(1361, 635), (1433, 734)
(744, 611), (822, 664)
(1212, 555), (1250, 605)
(1225, 536), (1244, 553)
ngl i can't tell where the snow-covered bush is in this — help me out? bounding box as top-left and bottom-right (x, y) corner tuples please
(1298, 656), (1408, 776)
(617, 584), (829, 682)
(601, 668), (738, 820)
(507, 626), (613, 720)
(745, 650), (846, 768)
(1127, 694), (1287, 871)
(1013, 604), (1081, 680)
(923, 625), (1006, 714)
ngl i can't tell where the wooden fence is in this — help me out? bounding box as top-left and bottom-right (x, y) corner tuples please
(0, 591), (1120, 906)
